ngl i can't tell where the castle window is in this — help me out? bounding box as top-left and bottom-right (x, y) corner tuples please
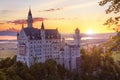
(54, 47), (57, 50)
(48, 36), (50, 39)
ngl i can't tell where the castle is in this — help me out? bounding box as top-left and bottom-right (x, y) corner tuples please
(17, 9), (81, 71)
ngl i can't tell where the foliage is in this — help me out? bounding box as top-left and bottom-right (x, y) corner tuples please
(80, 45), (120, 80)
(0, 56), (71, 80)
(0, 71), (6, 80)
(99, 0), (120, 14)
(99, 0), (120, 31)
(0, 46), (120, 80)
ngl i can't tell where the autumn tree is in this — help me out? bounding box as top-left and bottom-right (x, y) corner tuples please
(99, 0), (120, 31)
(0, 71), (6, 80)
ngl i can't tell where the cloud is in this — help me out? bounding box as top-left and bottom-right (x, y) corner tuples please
(0, 22), (4, 24)
(33, 17), (66, 21)
(6, 17), (66, 25)
(0, 10), (14, 14)
(50, 18), (65, 20)
(33, 17), (48, 22)
(6, 17), (47, 25)
(38, 1), (97, 13)
(39, 8), (63, 12)
(7, 19), (27, 25)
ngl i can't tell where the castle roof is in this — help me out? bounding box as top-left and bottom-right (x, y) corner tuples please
(45, 29), (61, 39)
(23, 27), (41, 40)
(22, 27), (61, 40)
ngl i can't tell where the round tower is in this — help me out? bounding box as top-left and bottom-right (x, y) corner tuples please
(74, 28), (80, 45)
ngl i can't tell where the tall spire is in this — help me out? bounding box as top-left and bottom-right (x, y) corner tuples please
(28, 8), (32, 16)
(41, 19), (44, 30)
(27, 7), (33, 28)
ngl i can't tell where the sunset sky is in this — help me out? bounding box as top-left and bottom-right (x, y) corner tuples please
(0, 0), (115, 34)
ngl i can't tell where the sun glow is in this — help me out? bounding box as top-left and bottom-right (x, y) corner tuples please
(86, 30), (94, 34)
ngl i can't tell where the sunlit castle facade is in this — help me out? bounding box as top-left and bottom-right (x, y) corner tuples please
(17, 9), (81, 71)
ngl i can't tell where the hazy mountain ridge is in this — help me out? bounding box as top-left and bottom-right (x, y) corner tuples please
(0, 28), (18, 36)
(0, 29), (117, 39)
(61, 32), (117, 39)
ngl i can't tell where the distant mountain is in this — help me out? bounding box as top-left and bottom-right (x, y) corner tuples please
(81, 33), (117, 39)
(0, 28), (19, 36)
(61, 32), (117, 39)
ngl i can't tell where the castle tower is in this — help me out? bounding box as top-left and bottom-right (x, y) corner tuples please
(40, 20), (46, 62)
(41, 20), (45, 40)
(27, 8), (33, 28)
(74, 28), (80, 45)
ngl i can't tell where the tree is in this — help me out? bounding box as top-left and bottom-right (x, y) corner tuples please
(0, 71), (6, 80)
(99, 0), (120, 31)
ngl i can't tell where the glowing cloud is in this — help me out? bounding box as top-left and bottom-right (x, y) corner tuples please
(39, 8), (63, 12)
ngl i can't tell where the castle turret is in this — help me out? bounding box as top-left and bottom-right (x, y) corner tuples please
(27, 8), (33, 28)
(41, 20), (45, 40)
(74, 28), (80, 45)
